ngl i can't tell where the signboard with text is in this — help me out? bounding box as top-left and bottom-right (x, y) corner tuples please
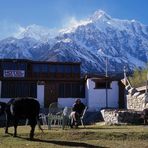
(3, 70), (25, 78)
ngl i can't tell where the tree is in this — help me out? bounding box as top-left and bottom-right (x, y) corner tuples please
(129, 67), (148, 87)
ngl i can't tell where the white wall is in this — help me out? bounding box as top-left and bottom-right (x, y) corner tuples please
(58, 98), (86, 108)
(37, 85), (44, 108)
(86, 79), (119, 111)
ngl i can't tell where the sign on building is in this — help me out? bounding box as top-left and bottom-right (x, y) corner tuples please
(3, 70), (25, 78)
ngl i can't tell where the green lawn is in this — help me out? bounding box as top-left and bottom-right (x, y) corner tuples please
(0, 123), (148, 148)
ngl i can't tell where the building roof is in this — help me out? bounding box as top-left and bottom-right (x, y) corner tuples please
(0, 59), (81, 65)
(84, 74), (121, 81)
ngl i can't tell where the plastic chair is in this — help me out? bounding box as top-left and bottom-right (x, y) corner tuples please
(39, 113), (48, 129)
(48, 114), (63, 129)
(48, 106), (72, 130)
(62, 107), (72, 129)
(49, 102), (63, 115)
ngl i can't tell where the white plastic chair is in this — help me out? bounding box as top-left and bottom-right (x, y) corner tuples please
(39, 113), (48, 129)
(49, 102), (63, 115)
(48, 107), (72, 130)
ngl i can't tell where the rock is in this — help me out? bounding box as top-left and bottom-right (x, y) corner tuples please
(101, 109), (143, 125)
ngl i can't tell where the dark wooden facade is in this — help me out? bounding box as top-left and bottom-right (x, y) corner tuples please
(0, 59), (85, 107)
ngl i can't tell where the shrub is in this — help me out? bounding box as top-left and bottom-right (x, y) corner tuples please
(129, 66), (148, 87)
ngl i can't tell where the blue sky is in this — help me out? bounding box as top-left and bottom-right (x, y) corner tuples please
(0, 0), (148, 39)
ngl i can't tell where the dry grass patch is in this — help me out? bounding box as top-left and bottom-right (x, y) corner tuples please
(0, 124), (148, 148)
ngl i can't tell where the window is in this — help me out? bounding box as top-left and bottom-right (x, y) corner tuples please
(95, 82), (111, 89)
(17, 63), (27, 70)
(72, 65), (80, 73)
(1, 81), (37, 98)
(41, 64), (49, 72)
(58, 83), (85, 98)
(57, 65), (65, 73)
(2, 62), (26, 70)
(8, 63), (17, 70)
(32, 64), (49, 73)
(49, 65), (57, 73)
(65, 65), (71, 73)
(32, 64), (40, 73)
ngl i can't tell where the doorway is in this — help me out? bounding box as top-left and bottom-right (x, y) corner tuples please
(44, 82), (58, 107)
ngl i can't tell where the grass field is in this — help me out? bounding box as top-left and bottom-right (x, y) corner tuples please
(0, 123), (148, 148)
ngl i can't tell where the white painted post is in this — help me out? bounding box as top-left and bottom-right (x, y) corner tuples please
(37, 84), (45, 108)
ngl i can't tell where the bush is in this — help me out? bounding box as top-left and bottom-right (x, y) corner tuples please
(129, 66), (148, 87)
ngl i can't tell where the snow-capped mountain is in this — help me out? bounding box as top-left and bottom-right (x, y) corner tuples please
(0, 10), (148, 75)
(0, 37), (50, 60)
(14, 24), (58, 42)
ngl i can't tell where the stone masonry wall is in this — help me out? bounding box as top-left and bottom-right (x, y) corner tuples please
(101, 109), (142, 125)
(126, 87), (148, 111)
(100, 85), (148, 125)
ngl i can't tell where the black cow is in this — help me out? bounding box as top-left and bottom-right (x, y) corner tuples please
(142, 108), (148, 124)
(0, 97), (41, 140)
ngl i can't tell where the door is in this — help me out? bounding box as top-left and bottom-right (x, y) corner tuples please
(44, 82), (58, 107)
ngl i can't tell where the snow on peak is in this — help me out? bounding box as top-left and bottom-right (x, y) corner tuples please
(131, 19), (136, 23)
(90, 10), (111, 22)
(59, 17), (92, 34)
(14, 24), (58, 42)
(60, 10), (113, 34)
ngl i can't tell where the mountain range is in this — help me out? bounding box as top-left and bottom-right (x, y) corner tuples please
(0, 10), (148, 75)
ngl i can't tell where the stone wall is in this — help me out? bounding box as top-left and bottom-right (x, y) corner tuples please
(101, 109), (142, 125)
(126, 87), (148, 111)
